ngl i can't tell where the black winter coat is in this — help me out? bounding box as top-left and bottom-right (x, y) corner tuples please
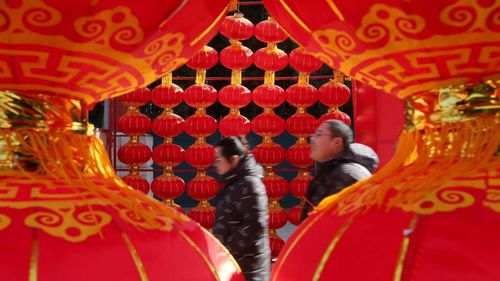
(213, 154), (270, 281)
(302, 143), (379, 220)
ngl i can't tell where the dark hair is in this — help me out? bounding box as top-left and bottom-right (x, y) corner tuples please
(323, 119), (353, 148)
(216, 136), (247, 161)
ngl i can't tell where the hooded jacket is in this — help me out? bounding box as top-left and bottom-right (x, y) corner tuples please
(302, 143), (379, 220)
(212, 154), (270, 281)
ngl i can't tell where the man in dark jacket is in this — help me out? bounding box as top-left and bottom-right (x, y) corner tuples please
(212, 137), (270, 281)
(302, 120), (379, 220)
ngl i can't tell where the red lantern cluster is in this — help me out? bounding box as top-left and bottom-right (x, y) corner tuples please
(250, 16), (290, 258)
(318, 72), (352, 125)
(117, 88), (152, 194)
(218, 13), (254, 137)
(285, 47), (323, 225)
(184, 46), (220, 229)
(150, 73), (186, 212)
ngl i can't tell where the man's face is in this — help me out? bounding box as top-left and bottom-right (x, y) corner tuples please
(310, 123), (344, 163)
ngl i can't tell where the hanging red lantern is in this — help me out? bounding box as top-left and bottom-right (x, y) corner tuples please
(122, 173), (150, 194)
(251, 112), (286, 137)
(286, 84), (318, 108)
(185, 142), (216, 169)
(220, 43), (254, 70)
(286, 113), (317, 137)
(263, 174), (289, 200)
(151, 83), (183, 108)
(187, 175), (220, 201)
(255, 17), (288, 43)
(319, 110), (352, 126)
(287, 205), (304, 226)
(118, 88), (151, 107)
(117, 141), (152, 166)
(270, 231), (286, 258)
(151, 173), (185, 201)
(253, 47), (289, 71)
(263, 0), (500, 98)
(184, 84), (218, 108)
(287, 142), (314, 168)
(219, 114), (251, 137)
(269, 205), (288, 229)
(289, 47), (323, 73)
(188, 205), (216, 229)
(187, 46), (219, 70)
(252, 84), (286, 108)
(318, 80), (351, 107)
(152, 113), (185, 138)
(253, 142), (286, 167)
(184, 113), (218, 138)
(152, 143), (184, 167)
(220, 13), (254, 41)
(289, 172), (313, 199)
(118, 110), (152, 136)
(219, 84), (252, 108)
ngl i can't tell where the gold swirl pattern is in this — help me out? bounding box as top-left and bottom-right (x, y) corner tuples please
(23, 6), (62, 28)
(0, 214), (10, 231)
(74, 6), (143, 46)
(0, 175), (182, 242)
(399, 181), (480, 215)
(25, 209), (112, 242)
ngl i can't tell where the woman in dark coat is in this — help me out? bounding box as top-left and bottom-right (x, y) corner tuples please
(212, 137), (270, 281)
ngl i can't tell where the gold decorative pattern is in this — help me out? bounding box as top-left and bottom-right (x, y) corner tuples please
(30, 236), (39, 281)
(393, 215), (419, 281)
(122, 233), (151, 281)
(0, 214), (10, 231)
(179, 230), (220, 281)
(312, 214), (355, 281)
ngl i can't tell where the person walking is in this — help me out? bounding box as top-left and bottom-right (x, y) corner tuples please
(212, 136), (270, 281)
(302, 120), (379, 220)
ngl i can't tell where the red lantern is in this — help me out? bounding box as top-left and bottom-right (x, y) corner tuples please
(0, 1), (231, 105)
(151, 174), (185, 200)
(286, 113), (317, 137)
(286, 84), (318, 108)
(270, 231), (285, 258)
(184, 84), (218, 108)
(318, 81), (351, 107)
(252, 84), (285, 108)
(152, 113), (185, 138)
(263, 174), (289, 200)
(269, 206), (288, 229)
(253, 143), (286, 167)
(219, 84), (252, 108)
(122, 173), (150, 194)
(262, 0), (500, 98)
(289, 47), (323, 73)
(287, 205), (304, 225)
(152, 143), (184, 167)
(255, 17), (288, 43)
(219, 114), (251, 137)
(185, 114), (218, 138)
(287, 142), (314, 168)
(151, 84), (183, 108)
(187, 174), (220, 201)
(118, 88), (151, 107)
(320, 110), (352, 126)
(253, 47), (289, 71)
(185, 142), (216, 169)
(289, 172), (313, 199)
(188, 205), (216, 229)
(118, 111), (152, 136)
(117, 141), (152, 166)
(220, 14), (254, 40)
(187, 46), (219, 70)
(251, 113), (286, 137)
(0, 174), (244, 280)
(220, 44), (253, 70)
